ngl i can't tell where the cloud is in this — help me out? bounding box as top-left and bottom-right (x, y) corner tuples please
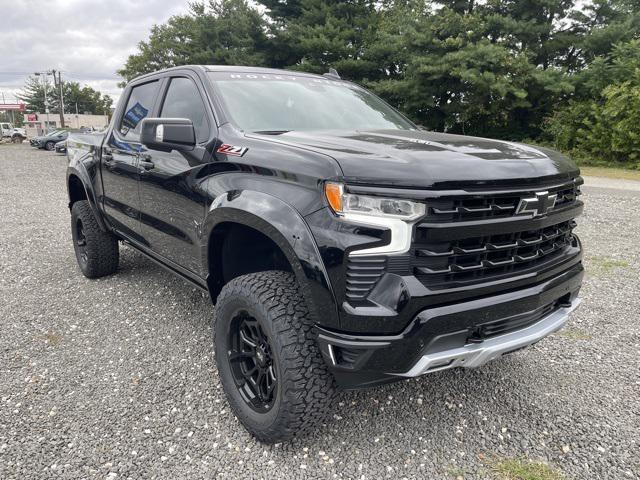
(0, 0), (191, 104)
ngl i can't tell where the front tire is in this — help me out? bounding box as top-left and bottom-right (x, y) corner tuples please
(70, 200), (119, 278)
(45, 141), (55, 151)
(214, 271), (336, 443)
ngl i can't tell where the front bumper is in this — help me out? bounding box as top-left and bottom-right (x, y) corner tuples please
(316, 264), (583, 389)
(399, 298), (580, 377)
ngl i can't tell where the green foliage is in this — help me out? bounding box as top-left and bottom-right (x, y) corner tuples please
(16, 76), (112, 116)
(117, 0), (640, 166)
(491, 458), (565, 480)
(543, 40), (640, 168)
(118, 0), (269, 82)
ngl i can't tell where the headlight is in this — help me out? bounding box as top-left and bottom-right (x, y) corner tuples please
(324, 183), (425, 220)
(325, 182), (425, 256)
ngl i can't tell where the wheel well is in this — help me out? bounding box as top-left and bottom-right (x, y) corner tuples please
(68, 175), (87, 207)
(208, 222), (293, 301)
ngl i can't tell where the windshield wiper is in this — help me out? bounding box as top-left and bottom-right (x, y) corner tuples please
(253, 130), (291, 135)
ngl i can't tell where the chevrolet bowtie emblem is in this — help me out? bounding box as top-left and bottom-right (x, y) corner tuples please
(516, 191), (557, 217)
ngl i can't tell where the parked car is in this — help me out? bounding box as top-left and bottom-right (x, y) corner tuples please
(55, 140), (67, 154)
(66, 65), (584, 443)
(1, 123), (25, 142)
(30, 130), (68, 150)
(0, 122), (14, 137)
(10, 128), (26, 143)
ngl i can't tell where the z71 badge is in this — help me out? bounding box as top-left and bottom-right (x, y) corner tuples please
(216, 144), (248, 157)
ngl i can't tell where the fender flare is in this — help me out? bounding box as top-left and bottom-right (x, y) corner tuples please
(66, 162), (108, 232)
(203, 189), (340, 330)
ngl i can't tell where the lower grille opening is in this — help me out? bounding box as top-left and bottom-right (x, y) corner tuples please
(466, 297), (569, 343)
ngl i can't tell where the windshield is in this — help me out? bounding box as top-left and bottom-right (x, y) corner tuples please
(208, 72), (414, 132)
(47, 130), (65, 137)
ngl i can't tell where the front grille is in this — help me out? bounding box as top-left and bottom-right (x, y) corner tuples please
(424, 180), (582, 223)
(343, 179), (582, 302)
(345, 256), (387, 300)
(413, 219), (579, 288)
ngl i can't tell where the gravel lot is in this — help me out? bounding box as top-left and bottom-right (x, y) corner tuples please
(1, 143), (638, 480)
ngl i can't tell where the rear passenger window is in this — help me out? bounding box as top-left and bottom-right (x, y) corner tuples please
(160, 77), (209, 143)
(119, 80), (160, 140)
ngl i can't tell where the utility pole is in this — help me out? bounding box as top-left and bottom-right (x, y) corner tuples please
(34, 71), (51, 133)
(52, 69), (65, 128)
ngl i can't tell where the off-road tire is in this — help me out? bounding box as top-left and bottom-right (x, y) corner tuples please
(71, 200), (119, 278)
(214, 271), (336, 443)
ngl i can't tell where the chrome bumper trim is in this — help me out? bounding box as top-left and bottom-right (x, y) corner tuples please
(396, 298), (582, 377)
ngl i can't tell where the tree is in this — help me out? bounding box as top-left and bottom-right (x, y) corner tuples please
(16, 76), (55, 113)
(543, 39), (640, 167)
(118, 0), (269, 82)
(118, 0), (640, 152)
(366, 1), (576, 138)
(17, 76), (112, 115)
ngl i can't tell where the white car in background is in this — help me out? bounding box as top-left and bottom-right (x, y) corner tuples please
(0, 123), (26, 142)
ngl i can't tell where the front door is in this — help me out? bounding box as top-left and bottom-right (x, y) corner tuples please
(136, 75), (213, 274)
(101, 79), (160, 241)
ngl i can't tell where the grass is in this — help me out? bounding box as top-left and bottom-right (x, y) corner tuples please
(491, 459), (565, 480)
(579, 165), (640, 181)
(556, 328), (593, 341)
(586, 255), (630, 275)
(44, 331), (62, 346)
(446, 465), (468, 478)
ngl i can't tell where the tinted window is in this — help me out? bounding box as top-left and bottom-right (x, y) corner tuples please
(160, 77), (209, 142)
(119, 80), (159, 140)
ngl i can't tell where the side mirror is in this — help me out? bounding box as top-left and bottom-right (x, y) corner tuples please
(140, 118), (196, 152)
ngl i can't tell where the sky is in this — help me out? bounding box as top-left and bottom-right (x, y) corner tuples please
(0, 0), (192, 105)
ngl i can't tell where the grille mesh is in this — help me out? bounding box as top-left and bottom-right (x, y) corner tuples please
(413, 219), (579, 287)
(424, 181), (581, 223)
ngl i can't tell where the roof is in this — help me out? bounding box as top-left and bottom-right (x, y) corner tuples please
(131, 65), (329, 83)
(203, 65), (323, 78)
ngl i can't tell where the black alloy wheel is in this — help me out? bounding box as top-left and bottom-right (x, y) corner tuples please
(228, 311), (278, 412)
(75, 217), (89, 268)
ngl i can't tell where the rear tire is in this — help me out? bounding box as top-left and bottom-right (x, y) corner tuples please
(71, 200), (119, 278)
(214, 271), (336, 443)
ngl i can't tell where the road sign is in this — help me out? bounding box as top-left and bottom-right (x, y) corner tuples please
(0, 103), (26, 111)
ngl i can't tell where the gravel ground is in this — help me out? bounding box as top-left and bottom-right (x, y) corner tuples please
(0, 143), (638, 480)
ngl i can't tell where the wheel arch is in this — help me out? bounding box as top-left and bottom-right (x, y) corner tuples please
(203, 190), (340, 330)
(67, 166), (107, 231)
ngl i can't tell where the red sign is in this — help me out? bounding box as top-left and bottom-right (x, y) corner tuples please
(27, 114), (37, 122)
(0, 103), (26, 111)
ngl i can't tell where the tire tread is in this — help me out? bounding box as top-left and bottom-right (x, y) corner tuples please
(71, 200), (119, 278)
(214, 271), (336, 442)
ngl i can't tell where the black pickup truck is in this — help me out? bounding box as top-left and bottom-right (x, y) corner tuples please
(66, 65), (583, 442)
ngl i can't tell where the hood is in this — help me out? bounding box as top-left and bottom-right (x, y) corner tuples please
(253, 129), (579, 189)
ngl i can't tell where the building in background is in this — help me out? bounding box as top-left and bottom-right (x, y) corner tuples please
(24, 112), (109, 137)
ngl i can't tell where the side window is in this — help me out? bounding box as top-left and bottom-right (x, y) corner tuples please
(160, 77), (209, 143)
(119, 80), (160, 140)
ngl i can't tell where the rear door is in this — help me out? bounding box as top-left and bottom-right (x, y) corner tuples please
(101, 79), (161, 241)
(136, 73), (214, 274)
